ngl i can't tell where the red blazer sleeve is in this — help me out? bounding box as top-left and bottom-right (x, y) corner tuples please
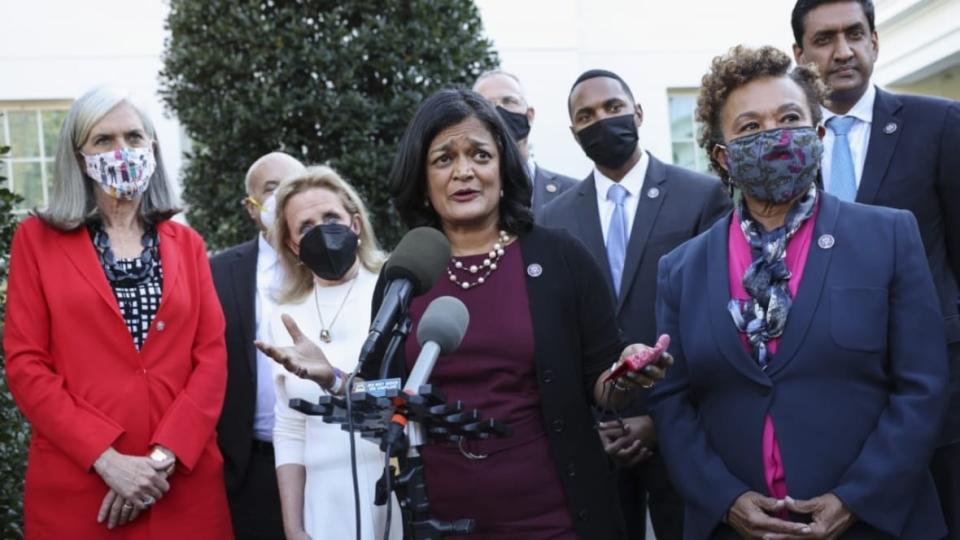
(150, 228), (227, 472)
(3, 220), (124, 470)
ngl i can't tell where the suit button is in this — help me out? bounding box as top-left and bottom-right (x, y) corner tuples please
(542, 369), (554, 384)
(566, 463), (576, 477)
(552, 419), (565, 432)
(578, 508), (589, 521)
(156, 321), (166, 331)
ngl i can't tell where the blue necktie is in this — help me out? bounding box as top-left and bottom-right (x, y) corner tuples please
(827, 116), (858, 202)
(606, 183), (629, 295)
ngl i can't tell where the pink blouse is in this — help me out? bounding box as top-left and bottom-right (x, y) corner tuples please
(727, 202), (818, 499)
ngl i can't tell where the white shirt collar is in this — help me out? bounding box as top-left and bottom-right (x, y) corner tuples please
(822, 84), (876, 125)
(527, 157), (537, 184)
(593, 149), (649, 200)
(257, 232), (279, 272)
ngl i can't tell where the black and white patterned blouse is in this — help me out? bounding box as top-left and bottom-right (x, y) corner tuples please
(89, 222), (164, 350)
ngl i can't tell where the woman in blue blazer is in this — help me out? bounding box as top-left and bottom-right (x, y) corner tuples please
(650, 45), (948, 540)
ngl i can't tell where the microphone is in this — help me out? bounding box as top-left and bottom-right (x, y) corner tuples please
(358, 227), (450, 368)
(382, 296), (469, 452)
(403, 296), (470, 393)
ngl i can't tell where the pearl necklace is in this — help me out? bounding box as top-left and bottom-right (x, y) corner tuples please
(446, 230), (511, 290)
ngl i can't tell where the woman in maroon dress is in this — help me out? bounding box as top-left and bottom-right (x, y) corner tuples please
(258, 89), (672, 539)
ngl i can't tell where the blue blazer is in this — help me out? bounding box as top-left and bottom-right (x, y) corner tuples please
(650, 193), (948, 539)
(857, 89), (960, 444)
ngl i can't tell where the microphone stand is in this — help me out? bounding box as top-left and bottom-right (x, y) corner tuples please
(378, 315), (412, 380)
(291, 385), (511, 540)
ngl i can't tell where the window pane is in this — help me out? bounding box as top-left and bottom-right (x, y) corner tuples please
(13, 161), (44, 209)
(0, 111), (7, 146)
(672, 142), (696, 169)
(8, 111), (40, 158)
(668, 95), (695, 140)
(42, 110), (67, 158)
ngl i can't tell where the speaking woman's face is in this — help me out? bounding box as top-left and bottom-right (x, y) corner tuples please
(424, 116), (502, 233)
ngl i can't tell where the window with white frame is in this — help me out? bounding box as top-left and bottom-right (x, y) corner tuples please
(667, 91), (711, 175)
(0, 102), (71, 211)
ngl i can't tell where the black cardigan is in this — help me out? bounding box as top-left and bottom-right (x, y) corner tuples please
(361, 224), (627, 539)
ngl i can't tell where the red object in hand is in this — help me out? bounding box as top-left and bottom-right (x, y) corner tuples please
(604, 334), (671, 384)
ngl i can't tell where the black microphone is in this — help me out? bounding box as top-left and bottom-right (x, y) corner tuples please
(358, 227), (450, 369)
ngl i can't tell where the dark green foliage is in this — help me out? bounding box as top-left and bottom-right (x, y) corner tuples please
(160, 0), (499, 250)
(0, 141), (28, 539)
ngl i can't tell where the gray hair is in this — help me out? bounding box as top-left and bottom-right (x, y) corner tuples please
(38, 85), (179, 230)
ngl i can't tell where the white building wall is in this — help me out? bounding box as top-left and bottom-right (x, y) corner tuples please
(474, 0), (797, 178)
(0, 0), (181, 197)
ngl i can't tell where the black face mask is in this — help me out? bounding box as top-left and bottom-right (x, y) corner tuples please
(496, 106), (531, 142)
(297, 223), (358, 281)
(576, 113), (639, 169)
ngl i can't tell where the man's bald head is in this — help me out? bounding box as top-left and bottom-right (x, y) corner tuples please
(243, 151), (306, 231)
(473, 70), (529, 111)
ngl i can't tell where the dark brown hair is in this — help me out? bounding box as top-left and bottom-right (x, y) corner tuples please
(695, 45), (828, 184)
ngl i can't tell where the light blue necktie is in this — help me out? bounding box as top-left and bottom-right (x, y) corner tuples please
(827, 116), (858, 202)
(606, 183), (629, 295)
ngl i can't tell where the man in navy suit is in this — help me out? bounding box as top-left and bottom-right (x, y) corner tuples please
(211, 152), (305, 539)
(540, 69), (731, 540)
(473, 70), (577, 216)
(792, 1), (960, 535)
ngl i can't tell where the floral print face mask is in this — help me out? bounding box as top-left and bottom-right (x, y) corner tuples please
(722, 126), (823, 204)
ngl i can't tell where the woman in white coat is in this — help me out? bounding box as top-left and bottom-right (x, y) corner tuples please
(265, 166), (401, 540)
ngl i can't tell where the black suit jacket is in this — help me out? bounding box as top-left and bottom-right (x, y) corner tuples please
(362, 225), (628, 539)
(531, 164), (578, 216)
(210, 238), (259, 492)
(856, 88), (960, 443)
(540, 152), (732, 415)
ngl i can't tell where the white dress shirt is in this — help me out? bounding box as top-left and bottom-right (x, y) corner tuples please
(594, 149), (650, 244)
(253, 233), (284, 441)
(821, 84), (876, 191)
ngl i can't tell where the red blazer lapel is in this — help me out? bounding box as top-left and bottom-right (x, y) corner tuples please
(57, 226), (124, 321)
(156, 221), (183, 316)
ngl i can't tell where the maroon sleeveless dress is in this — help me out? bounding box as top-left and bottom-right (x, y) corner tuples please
(403, 242), (576, 539)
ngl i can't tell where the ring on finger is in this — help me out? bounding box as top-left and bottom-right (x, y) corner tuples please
(122, 502), (133, 510)
(142, 496), (155, 507)
(640, 380), (654, 389)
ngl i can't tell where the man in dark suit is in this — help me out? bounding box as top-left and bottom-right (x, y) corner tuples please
(540, 69), (731, 540)
(473, 70), (577, 216)
(792, 1), (960, 535)
(211, 152), (305, 539)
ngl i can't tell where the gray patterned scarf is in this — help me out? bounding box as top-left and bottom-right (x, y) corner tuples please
(728, 185), (818, 369)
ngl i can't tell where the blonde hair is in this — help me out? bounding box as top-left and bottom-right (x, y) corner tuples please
(38, 85), (179, 230)
(271, 165), (386, 303)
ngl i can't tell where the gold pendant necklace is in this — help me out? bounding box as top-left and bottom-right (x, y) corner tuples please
(314, 274), (358, 343)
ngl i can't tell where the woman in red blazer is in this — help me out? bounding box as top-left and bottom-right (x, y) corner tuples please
(3, 86), (232, 539)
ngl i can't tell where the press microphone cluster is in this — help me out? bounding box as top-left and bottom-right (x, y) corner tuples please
(358, 227), (451, 370)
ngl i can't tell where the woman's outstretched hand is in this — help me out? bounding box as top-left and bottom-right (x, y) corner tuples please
(255, 313), (335, 388)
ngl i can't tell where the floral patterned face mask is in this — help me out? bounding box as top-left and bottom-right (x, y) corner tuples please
(721, 126), (823, 204)
(83, 146), (157, 200)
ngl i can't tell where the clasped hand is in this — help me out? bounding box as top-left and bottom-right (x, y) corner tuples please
(94, 446), (175, 529)
(598, 415), (657, 467)
(256, 313), (336, 389)
(728, 491), (856, 540)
